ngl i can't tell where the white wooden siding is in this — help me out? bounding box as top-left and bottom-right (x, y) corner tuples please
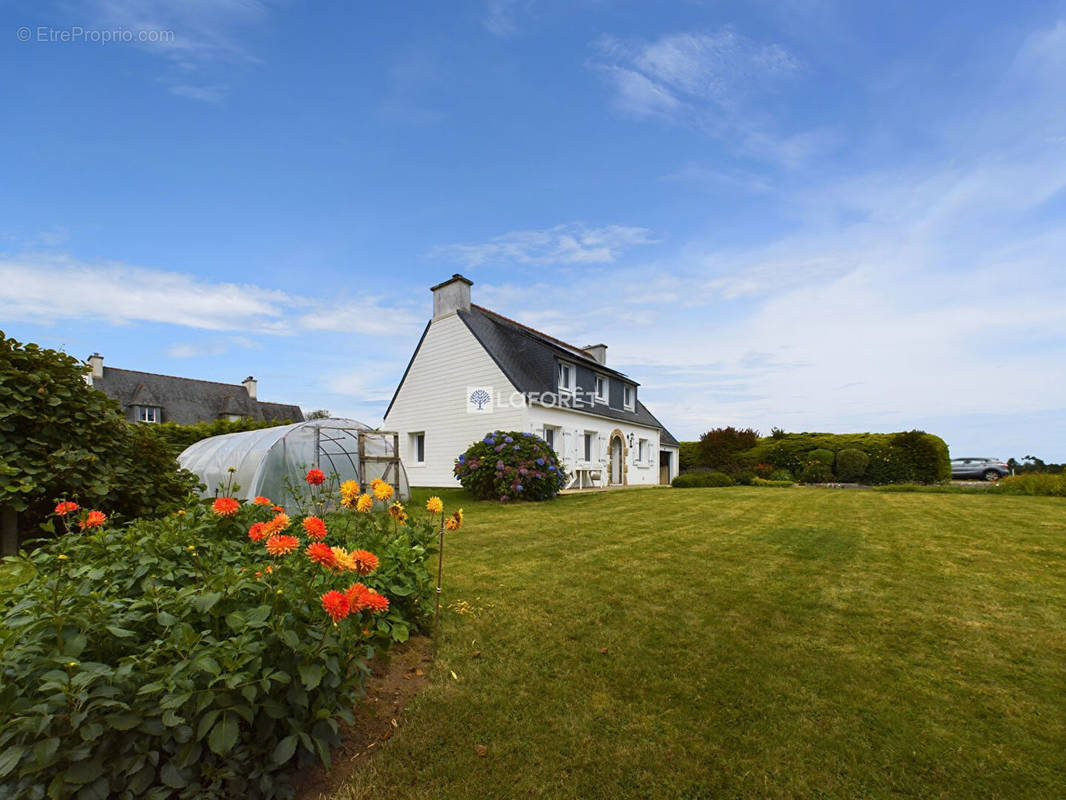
(384, 313), (524, 486)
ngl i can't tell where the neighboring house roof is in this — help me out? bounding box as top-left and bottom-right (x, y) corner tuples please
(91, 367), (303, 425)
(385, 302), (679, 444)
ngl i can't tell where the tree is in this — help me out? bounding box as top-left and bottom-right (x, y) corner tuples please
(0, 332), (199, 554)
(306, 409), (330, 420)
(696, 427), (759, 471)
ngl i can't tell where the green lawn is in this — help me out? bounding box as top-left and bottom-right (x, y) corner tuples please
(335, 487), (1066, 800)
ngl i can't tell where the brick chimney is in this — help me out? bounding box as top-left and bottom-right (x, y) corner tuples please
(583, 344), (607, 365)
(242, 376), (257, 399)
(431, 274), (473, 319)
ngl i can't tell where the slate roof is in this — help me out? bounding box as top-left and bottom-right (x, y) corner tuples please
(385, 303), (678, 444)
(91, 367), (303, 425)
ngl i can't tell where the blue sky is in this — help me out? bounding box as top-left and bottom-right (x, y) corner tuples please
(3, 0), (1066, 460)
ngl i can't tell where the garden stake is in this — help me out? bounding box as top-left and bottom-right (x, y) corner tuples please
(433, 513), (445, 644)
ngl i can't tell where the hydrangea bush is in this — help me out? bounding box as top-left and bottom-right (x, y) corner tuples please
(454, 430), (566, 501)
(0, 473), (458, 800)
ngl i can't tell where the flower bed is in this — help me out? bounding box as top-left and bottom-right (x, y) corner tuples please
(0, 475), (458, 799)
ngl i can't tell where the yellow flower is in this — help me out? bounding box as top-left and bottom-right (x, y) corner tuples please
(426, 496), (443, 514)
(57, 554), (69, 561)
(356, 493), (373, 513)
(444, 508), (464, 532)
(388, 501), (405, 519)
(330, 546), (357, 572)
(340, 480), (360, 508)
(372, 482), (394, 502)
(370, 478), (384, 489)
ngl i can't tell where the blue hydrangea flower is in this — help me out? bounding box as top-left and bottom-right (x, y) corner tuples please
(536, 457), (545, 466)
(504, 436), (514, 443)
(516, 484), (523, 491)
(458, 453), (466, 464)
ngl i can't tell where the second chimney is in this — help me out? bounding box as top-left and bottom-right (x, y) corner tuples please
(242, 376), (257, 399)
(87, 353), (104, 381)
(583, 344), (607, 365)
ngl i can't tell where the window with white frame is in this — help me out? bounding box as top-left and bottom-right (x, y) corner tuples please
(542, 426), (556, 450)
(558, 361), (575, 393)
(583, 431), (594, 462)
(638, 438), (648, 462)
(137, 406), (161, 423)
(410, 432), (426, 464)
(623, 384), (635, 410)
(595, 375), (608, 402)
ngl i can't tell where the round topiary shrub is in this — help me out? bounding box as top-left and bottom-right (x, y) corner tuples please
(807, 448), (836, 469)
(799, 462), (835, 484)
(454, 430), (566, 501)
(835, 448), (870, 482)
(769, 469), (793, 482)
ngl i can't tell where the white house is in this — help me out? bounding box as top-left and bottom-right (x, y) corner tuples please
(384, 274), (680, 489)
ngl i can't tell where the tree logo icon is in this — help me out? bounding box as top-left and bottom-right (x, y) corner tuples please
(466, 387), (493, 413)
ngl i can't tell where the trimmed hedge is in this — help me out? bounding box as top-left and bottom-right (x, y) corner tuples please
(991, 473), (1066, 496)
(672, 472), (735, 488)
(742, 431), (950, 484)
(807, 449), (835, 468)
(835, 449), (870, 482)
(799, 462), (835, 484)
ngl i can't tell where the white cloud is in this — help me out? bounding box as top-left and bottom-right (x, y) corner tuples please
(482, 0), (532, 37)
(166, 336), (260, 358)
(0, 254), (424, 340)
(590, 30), (828, 166)
(86, 0), (270, 100)
(431, 222), (657, 268)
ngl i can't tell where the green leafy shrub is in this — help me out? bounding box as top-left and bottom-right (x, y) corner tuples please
(678, 441), (701, 473)
(991, 473), (1066, 496)
(672, 472), (735, 488)
(769, 469), (793, 482)
(751, 478), (794, 487)
(743, 431), (950, 484)
(454, 431), (566, 501)
(0, 333), (200, 551)
(807, 449), (835, 469)
(835, 449), (870, 482)
(0, 478), (447, 799)
(799, 462), (835, 484)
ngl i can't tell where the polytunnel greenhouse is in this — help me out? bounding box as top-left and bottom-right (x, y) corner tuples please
(177, 418), (409, 503)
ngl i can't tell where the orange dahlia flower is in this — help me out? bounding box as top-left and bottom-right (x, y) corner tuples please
(265, 534), (299, 557)
(79, 510), (107, 530)
(306, 541), (337, 568)
(388, 502), (405, 519)
(54, 501), (80, 516)
(361, 590), (389, 613)
(351, 549), (379, 575)
(252, 496), (271, 506)
(444, 508), (463, 531)
(340, 480), (360, 508)
(212, 497), (240, 517)
(372, 482), (394, 502)
(302, 515), (328, 541)
(356, 494), (373, 513)
(425, 496), (443, 514)
(248, 522), (267, 542)
(321, 590), (350, 622)
(345, 582), (369, 608)
(263, 513), (291, 536)
(305, 468), (326, 486)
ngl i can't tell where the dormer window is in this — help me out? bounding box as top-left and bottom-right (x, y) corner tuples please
(136, 405), (161, 423)
(623, 385), (635, 410)
(558, 361), (575, 393)
(595, 375), (608, 402)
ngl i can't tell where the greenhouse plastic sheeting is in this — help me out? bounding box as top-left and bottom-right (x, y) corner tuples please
(177, 418), (409, 503)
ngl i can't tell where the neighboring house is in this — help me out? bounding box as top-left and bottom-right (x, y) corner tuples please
(85, 354), (304, 425)
(384, 274), (680, 488)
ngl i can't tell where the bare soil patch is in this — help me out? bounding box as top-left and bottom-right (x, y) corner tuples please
(292, 635), (434, 800)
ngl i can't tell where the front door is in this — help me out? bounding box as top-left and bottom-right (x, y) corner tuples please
(610, 436), (623, 484)
(659, 450), (671, 485)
